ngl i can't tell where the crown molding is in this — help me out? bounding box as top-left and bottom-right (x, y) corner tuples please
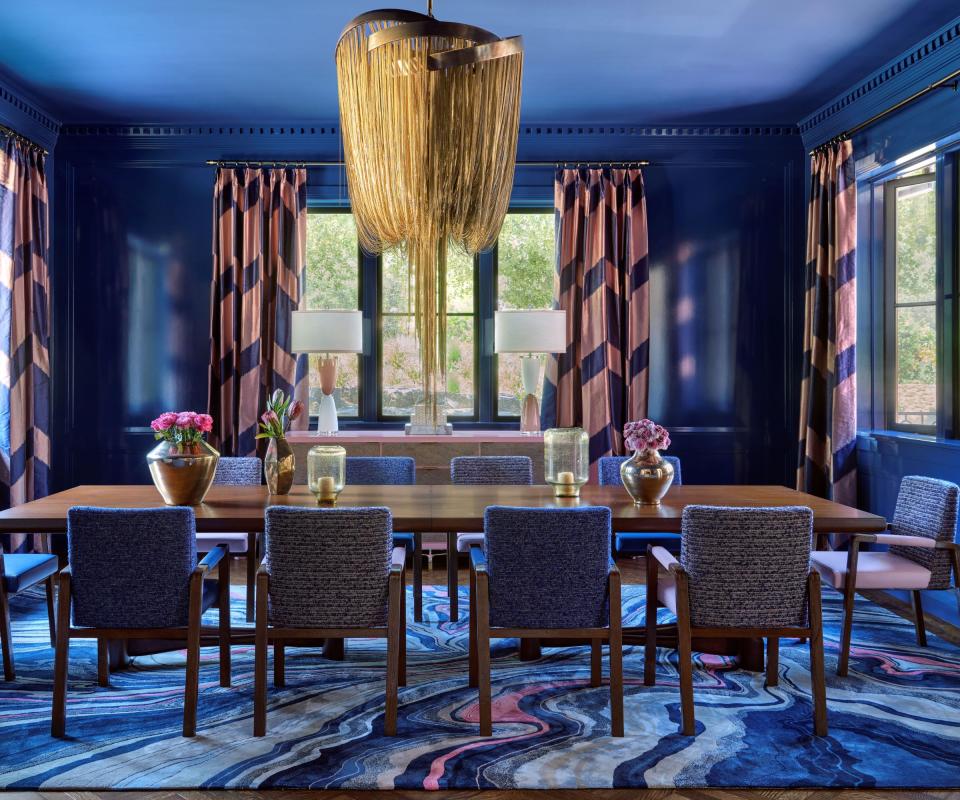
(799, 15), (960, 149)
(0, 71), (60, 151)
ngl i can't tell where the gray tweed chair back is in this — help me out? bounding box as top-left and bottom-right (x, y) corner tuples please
(889, 475), (959, 589)
(597, 455), (682, 486)
(484, 505), (611, 628)
(264, 506), (392, 628)
(451, 456), (533, 485)
(214, 456), (262, 485)
(67, 506), (197, 628)
(680, 505), (812, 628)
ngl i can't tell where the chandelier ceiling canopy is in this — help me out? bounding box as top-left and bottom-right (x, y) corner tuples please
(336, 6), (523, 419)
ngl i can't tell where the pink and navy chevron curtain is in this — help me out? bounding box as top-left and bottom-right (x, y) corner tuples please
(542, 167), (649, 473)
(797, 140), (857, 504)
(0, 135), (50, 552)
(208, 167), (309, 456)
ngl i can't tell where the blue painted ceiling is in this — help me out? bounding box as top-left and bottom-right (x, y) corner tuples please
(0, 0), (957, 124)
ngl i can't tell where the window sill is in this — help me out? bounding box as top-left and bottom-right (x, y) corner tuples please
(857, 429), (960, 451)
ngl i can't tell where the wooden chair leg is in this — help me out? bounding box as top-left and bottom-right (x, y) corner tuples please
(808, 572), (828, 736)
(644, 547), (658, 686)
(45, 575), (57, 647)
(274, 642), (286, 688)
(245, 533), (257, 623)
(97, 639), (110, 687)
(476, 572), (492, 736)
(254, 571), (269, 737)
(676, 573), (695, 736)
(0, 585), (14, 682)
(911, 590), (927, 647)
(220, 556), (232, 688)
(183, 575), (204, 738)
(413, 533), (423, 623)
(51, 571), (72, 737)
(609, 569), (624, 737)
(447, 532), (459, 622)
(468, 566), (478, 688)
(385, 572), (402, 736)
(766, 637), (779, 688)
(399, 570), (407, 688)
(590, 639), (602, 688)
(838, 581), (856, 677)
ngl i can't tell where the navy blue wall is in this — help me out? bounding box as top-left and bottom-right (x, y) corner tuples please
(50, 124), (804, 488)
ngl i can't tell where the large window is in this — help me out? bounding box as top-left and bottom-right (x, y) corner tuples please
(884, 164), (937, 431)
(304, 209), (554, 424)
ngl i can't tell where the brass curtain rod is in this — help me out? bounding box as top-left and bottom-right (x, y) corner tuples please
(810, 69), (960, 155)
(206, 159), (650, 167)
(0, 123), (48, 155)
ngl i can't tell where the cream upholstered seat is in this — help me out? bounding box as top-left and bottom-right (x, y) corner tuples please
(810, 549), (933, 590)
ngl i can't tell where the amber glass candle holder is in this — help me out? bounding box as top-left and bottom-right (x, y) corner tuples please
(544, 427), (588, 498)
(308, 445), (346, 503)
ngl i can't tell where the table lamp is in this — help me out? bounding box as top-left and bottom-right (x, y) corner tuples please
(494, 309), (567, 434)
(291, 310), (363, 434)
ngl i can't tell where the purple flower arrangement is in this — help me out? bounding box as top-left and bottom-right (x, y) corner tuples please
(624, 418), (670, 454)
(150, 411), (214, 445)
(257, 389), (303, 440)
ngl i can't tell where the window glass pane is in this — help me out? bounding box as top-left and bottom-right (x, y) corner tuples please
(497, 212), (555, 416)
(447, 246), (474, 313)
(895, 305), (936, 427)
(497, 212), (555, 310)
(305, 212), (360, 417)
(382, 245), (473, 313)
(895, 179), (936, 304)
(446, 315), (474, 415)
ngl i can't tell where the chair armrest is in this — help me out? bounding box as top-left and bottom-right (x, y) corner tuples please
(608, 557), (620, 577)
(649, 545), (680, 572)
(196, 544), (228, 575)
(390, 545), (407, 572)
(873, 533), (937, 549)
(470, 544), (487, 573)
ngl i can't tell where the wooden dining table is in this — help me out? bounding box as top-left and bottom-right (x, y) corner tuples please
(0, 483), (885, 670)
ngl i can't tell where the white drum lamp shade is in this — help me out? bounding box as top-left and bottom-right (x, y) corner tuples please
(494, 310), (566, 354)
(290, 311), (363, 435)
(494, 310), (567, 434)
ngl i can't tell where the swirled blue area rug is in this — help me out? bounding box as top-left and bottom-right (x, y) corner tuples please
(0, 583), (958, 789)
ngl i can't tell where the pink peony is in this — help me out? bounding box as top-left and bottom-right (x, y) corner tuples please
(196, 413), (214, 433)
(624, 418), (670, 453)
(176, 411), (198, 429)
(151, 412), (178, 431)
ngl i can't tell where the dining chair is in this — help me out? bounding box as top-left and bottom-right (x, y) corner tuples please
(451, 455), (533, 622)
(254, 505), (406, 736)
(598, 455), (683, 556)
(52, 507), (231, 738)
(811, 475), (960, 676)
(0, 544), (58, 681)
(345, 456), (421, 620)
(645, 505), (826, 736)
(196, 455), (262, 621)
(468, 505), (623, 736)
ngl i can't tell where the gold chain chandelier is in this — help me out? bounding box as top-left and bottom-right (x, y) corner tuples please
(336, 4), (523, 422)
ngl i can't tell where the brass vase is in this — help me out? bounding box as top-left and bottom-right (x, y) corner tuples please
(265, 437), (295, 495)
(147, 439), (220, 506)
(620, 449), (674, 506)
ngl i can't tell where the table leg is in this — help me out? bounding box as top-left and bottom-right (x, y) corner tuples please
(413, 533), (423, 623)
(519, 638), (542, 660)
(737, 637), (765, 672)
(323, 638), (345, 661)
(447, 532), (459, 622)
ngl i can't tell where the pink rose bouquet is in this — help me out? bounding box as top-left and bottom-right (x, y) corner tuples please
(623, 418), (670, 454)
(256, 389), (302, 440)
(150, 410), (214, 445)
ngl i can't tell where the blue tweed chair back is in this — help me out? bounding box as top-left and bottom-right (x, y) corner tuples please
(346, 456), (416, 485)
(214, 456), (262, 485)
(451, 456), (533, 485)
(484, 506), (611, 629)
(680, 505), (812, 628)
(265, 506), (392, 628)
(597, 455), (682, 486)
(890, 475), (959, 589)
(67, 507), (197, 629)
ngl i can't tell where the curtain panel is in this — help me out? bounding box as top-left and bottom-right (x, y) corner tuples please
(0, 136), (51, 552)
(542, 167), (649, 471)
(208, 167), (309, 456)
(797, 140), (857, 504)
